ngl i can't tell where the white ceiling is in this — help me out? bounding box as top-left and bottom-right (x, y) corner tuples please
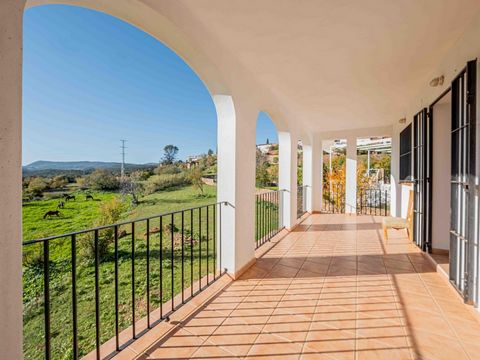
(29, 0), (480, 135)
(175, 0), (480, 132)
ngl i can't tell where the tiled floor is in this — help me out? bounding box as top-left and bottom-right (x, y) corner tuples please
(118, 214), (480, 360)
(429, 253), (449, 275)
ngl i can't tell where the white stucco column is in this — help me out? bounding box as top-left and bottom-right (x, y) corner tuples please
(390, 125), (401, 217)
(0, 1), (25, 358)
(302, 137), (323, 213)
(214, 95), (256, 278)
(302, 143), (313, 212)
(313, 139), (323, 212)
(345, 136), (357, 214)
(279, 131), (298, 229)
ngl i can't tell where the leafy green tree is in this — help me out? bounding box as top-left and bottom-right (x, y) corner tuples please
(162, 145), (179, 165)
(86, 169), (120, 190)
(80, 197), (124, 259)
(50, 175), (68, 190)
(189, 166), (205, 195)
(256, 149), (270, 187)
(27, 177), (49, 197)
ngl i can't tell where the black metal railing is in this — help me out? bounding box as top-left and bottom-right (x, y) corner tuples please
(322, 183), (345, 213)
(297, 185), (307, 219)
(357, 187), (390, 216)
(255, 190), (283, 248)
(22, 202), (227, 360)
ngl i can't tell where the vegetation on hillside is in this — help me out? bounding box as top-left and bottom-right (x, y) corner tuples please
(22, 145), (222, 359)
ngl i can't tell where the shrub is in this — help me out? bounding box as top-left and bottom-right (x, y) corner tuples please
(27, 177), (49, 197)
(144, 173), (191, 194)
(86, 169), (120, 191)
(154, 164), (182, 175)
(189, 167), (205, 195)
(80, 197), (125, 259)
(50, 175), (68, 190)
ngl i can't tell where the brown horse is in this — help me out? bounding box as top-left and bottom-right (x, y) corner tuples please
(86, 195), (94, 201)
(43, 210), (61, 219)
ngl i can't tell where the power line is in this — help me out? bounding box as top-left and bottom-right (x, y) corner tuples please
(120, 139), (127, 178)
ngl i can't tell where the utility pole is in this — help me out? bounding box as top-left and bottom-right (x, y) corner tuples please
(120, 139), (127, 178)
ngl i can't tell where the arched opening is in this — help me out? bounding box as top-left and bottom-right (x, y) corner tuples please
(22, 5), (220, 358)
(322, 139), (347, 213)
(255, 112), (279, 189)
(254, 112), (281, 247)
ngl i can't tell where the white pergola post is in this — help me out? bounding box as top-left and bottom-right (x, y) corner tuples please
(390, 126), (401, 217)
(302, 138), (323, 213)
(302, 143), (313, 212)
(0, 1), (25, 358)
(214, 95), (256, 278)
(345, 136), (357, 214)
(279, 131), (298, 229)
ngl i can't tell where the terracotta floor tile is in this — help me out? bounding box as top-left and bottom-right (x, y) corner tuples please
(190, 344), (239, 359)
(247, 333), (304, 357)
(112, 214), (480, 360)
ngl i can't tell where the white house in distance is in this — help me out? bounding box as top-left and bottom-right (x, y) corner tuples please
(3, 1), (480, 359)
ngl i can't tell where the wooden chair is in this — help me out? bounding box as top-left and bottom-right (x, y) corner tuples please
(382, 190), (414, 242)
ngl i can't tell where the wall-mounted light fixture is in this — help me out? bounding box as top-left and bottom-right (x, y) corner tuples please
(399, 117), (406, 124)
(430, 75), (445, 87)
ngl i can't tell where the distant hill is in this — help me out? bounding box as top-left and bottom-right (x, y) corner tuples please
(23, 160), (156, 176)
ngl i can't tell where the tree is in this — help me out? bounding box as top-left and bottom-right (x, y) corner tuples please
(256, 148), (273, 188)
(86, 169), (120, 191)
(80, 197), (124, 259)
(121, 174), (144, 205)
(189, 167), (205, 195)
(50, 175), (68, 190)
(207, 149), (214, 156)
(162, 145), (179, 165)
(27, 177), (49, 197)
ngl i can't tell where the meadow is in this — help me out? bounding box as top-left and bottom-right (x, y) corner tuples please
(22, 184), (280, 359)
(22, 185), (218, 359)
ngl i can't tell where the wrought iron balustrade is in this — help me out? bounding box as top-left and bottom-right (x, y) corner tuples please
(22, 202), (227, 360)
(255, 190), (284, 248)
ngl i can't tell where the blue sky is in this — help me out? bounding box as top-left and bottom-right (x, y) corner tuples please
(22, 5), (277, 165)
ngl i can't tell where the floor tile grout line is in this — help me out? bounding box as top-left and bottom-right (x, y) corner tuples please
(383, 250), (416, 360)
(405, 254), (473, 360)
(244, 224), (316, 359)
(301, 213), (362, 359)
(299, 219), (335, 360)
(134, 214), (480, 360)
(183, 250), (276, 359)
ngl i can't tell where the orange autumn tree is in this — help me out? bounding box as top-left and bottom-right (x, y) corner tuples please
(322, 151), (376, 209)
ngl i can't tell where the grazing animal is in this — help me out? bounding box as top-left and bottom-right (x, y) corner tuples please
(57, 201), (65, 209)
(86, 195), (94, 201)
(65, 195), (76, 201)
(43, 210), (60, 219)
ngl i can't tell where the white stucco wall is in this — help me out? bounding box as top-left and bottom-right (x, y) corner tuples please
(0, 2), (26, 358)
(431, 100), (451, 251)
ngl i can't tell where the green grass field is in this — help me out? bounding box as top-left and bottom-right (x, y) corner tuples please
(22, 185), (218, 359)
